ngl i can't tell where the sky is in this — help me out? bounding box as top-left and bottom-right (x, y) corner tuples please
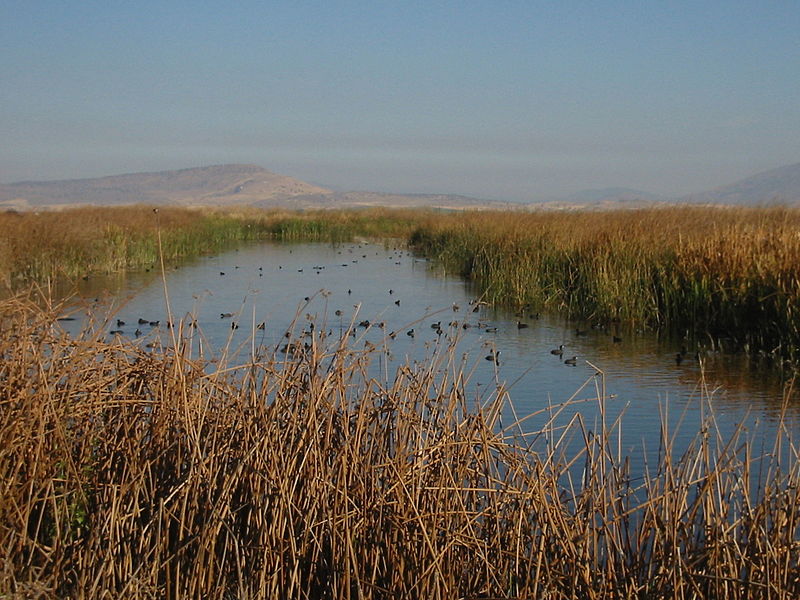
(1, 1), (799, 202)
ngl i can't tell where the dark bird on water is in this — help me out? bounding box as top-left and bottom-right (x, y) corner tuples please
(485, 350), (501, 364)
(550, 344), (564, 356)
(564, 355), (578, 366)
(517, 321), (529, 329)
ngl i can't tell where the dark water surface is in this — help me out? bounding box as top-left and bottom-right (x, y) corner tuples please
(63, 240), (800, 476)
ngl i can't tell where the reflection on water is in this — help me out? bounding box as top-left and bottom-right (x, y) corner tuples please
(61, 240), (799, 474)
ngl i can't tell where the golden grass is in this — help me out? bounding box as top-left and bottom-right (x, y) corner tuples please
(410, 205), (800, 358)
(1, 289), (798, 598)
(0, 205), (430, 289)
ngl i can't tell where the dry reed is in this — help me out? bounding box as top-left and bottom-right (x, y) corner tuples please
(1, 289), (798, 598)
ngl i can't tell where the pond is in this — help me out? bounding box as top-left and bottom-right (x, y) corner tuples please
(61, 239), (800, 479)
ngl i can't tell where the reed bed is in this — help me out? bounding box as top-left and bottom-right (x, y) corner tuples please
(409, 205), (800, 359)
(1, 291), (798, 598)
(0, 206), (427, 289)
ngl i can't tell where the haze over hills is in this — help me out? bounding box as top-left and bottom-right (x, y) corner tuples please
(1, 161), (800, 211)
(0, 165), (331, 210)
(682, 161), (800, 205)
(0, 164), (504, 211)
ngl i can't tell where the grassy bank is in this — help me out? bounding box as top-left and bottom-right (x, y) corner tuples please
(4, 204), (800, 358)
(1, 292), (798, 598)
(0, 206), (427, 287)
(409, 206), (800, 359)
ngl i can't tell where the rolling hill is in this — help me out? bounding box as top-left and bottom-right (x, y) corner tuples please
(683, 162), (800, 205)
(0, 165), (331, 210)
(0, 164), (504, 211)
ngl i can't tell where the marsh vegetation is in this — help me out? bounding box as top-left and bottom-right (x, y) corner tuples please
(1, 291), (798, 598)
(2, 204), (800, 596)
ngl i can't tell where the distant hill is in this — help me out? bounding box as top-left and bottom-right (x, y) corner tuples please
(683, 162), (800, 205)
(0, 165), (331, 209)
(0, 164), (505, 211)
(253, 190), (511, 210)
(544, 187), (667, 206)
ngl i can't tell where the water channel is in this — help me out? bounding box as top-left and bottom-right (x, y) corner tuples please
(60, 239), (800, 479)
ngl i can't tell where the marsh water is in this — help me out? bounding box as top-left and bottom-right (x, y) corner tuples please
(61, 240), (799, 477)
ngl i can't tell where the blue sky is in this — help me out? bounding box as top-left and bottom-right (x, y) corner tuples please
(2, 1), (799, 201)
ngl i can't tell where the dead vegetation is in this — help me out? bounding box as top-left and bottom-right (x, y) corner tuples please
(1, 289), (798, 598)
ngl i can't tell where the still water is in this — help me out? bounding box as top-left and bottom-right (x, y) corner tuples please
(63, 240), (799, 475)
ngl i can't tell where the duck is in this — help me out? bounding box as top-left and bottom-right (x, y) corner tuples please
(564, 355), (578, 366)
(550, 344), (564, 356)
(406, 329), (415, 338)
(517, 321), (529, 329)
(485, 350), (501, 364)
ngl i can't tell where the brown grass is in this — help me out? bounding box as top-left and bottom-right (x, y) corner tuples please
(1, 289), (798, 598)
(410, 205), (800, 358)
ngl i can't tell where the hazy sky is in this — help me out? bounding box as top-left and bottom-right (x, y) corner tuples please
(2, 2), (799, 201)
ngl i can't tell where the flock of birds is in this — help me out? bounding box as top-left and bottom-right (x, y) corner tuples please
(98, 241), (698, 369)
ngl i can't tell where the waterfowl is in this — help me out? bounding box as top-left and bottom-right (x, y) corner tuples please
(257, 322), (266, 330)
(335, 309), (343, 316)
(575, 328), (587, 336)
(219, 272), (225, 276)
(116, 319), (125, 327)
(110, 329), (123, 335)
(231, 322), (239, 330)
(406, 329), (415, 338)
(564, 355), (578, 365)
(134, 329), (142, 337)
(430, 321), (441, 329)
(550, 344), (564, 356)
(517, 321), (529, 329)
(394, 299), (401, 306)
(138, 318), (149, 325)
(149, 321), (159, 327)
(220, 312), (234, 319)
(485, 350), (501, 364)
